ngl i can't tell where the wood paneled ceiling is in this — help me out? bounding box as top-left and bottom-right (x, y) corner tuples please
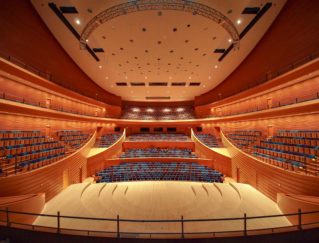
(31, 0), (286, 101)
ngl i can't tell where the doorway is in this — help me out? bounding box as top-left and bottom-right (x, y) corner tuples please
(63, 169), (69, 189)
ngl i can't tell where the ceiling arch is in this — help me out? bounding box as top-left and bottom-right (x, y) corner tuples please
(79, 0), (240, 50)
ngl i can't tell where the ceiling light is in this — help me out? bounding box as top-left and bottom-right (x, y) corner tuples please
(237, 19), (242, 25)
(214, 65), (218, 69)
(169, 76), (172, 80)
(125, 76), (128, 79)
(228, 38), (232, 43)
(85, 39), (89, 43)
(188, 76), (192, 79)
(75, 19), (81, 25)
(163, 108), (171, 112)
(203, 84), (206, 87)
(208, 76), (212, 79)
(132, 108), (140, 112)
(144, 76), (148, 79)
(105, 76), (109, 79)
(98, 65), (102, 69)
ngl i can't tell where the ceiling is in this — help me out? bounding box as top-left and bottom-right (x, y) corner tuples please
(31, 0), (286, 101)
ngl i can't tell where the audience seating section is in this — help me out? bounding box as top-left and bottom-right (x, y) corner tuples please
(57, 130), (90, 149)
(96, 162), (224, 183)
(195, 133), (221, 148)
(121, 106), (195, 120)
(252, 130), (319, 174)
(0, 130), (66, 176)
(96, 133), (122, 148)
(120, 148), (197, 159)
(226, 130), (262, 151)
(128, 133), (189, 141)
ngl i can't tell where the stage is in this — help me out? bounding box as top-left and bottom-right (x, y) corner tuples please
(34, 181), (291, 238)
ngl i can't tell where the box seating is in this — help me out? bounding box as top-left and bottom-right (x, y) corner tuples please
(57, 130), (90, 149)
(96, 133), (122, 148)
(252, 130), (319, 174)
(195, 133), (220, 147)
(128, 133), (189, 141)
(120, 148), (197, 159)
(96, 162), (224, 183)
(0, 130), (66, 176)
(226, 130), (262, 150)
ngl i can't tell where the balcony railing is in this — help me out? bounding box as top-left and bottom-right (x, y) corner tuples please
(0, 208), (318, 239)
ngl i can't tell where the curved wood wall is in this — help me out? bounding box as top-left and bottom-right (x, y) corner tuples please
(0, 193), (45, 225)
(221, 131), (319, 201)
(0, 0), (121, 106)
(196, 61), (319, 118)
(195, 0), (319, 106)
(87, 130), (126, 176)
(191, 129), (232, 176)
(0, 131), (96, 201)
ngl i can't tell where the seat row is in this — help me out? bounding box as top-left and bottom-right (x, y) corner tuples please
(96, 162), (224, 183)
(120, 148), (197, 159)
(57, 130), (91, 149)
(96, 133), (122, 148)
(128, 133), (189, 141)
(195, 133), (220, 148)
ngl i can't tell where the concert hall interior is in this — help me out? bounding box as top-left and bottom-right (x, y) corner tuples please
(0, 0), (319, 242)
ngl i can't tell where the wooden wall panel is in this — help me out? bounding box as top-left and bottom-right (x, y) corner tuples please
(213, 113), (319, 136)
(0, 0), (120, 106)
(87, 132), (126, 176)
(0, 59), (122, 118)
(0, 193), (45, 225)
(221, 132), (319, 201)
(196, 64), (319, 118)
(191, 130), (232, 176)
(196, 0), (319, 106)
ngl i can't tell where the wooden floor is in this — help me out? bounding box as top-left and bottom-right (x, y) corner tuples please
(34, 181), (291, 238)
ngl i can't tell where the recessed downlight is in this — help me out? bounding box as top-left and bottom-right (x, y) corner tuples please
(75, 19), (80, 25)
(214, 65), (218, 69)
(237, 19), (242, 25)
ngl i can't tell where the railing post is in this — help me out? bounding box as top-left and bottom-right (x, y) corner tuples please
(298, 208), (302, 230)
(6, 207), (10, 227)
(181, 216), (184, 238)
(57, 211), (60, 234)
(117, 215), (120, 238)
(244, 213), (247, 236)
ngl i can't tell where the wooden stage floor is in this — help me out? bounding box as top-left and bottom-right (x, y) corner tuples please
(34, 181), (291, 238)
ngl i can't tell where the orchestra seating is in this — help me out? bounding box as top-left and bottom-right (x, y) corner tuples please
(120, 148), (197, 158)
(57, 130), (91, 149)
(121, 106), (195, 120)
(0, 130), (66, 176)
(96, 133), (122, 147)
(195, 133), (221, 147)
(128, 133), (189, 141)
(226, 130), (262, 151)
(96, 162), (224, 183)
(252, 130), (319, 174)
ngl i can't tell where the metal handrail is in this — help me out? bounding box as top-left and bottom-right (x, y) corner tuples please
(1, 208), (319, 239)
